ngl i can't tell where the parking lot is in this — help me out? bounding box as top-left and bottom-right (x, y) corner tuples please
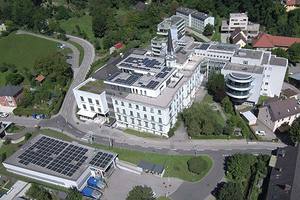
(102, 169), (183, 200)
(251, 120), (277, 140)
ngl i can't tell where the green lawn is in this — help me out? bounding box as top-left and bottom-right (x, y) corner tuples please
(2, 129), (213, 182)
(0, 33), (60, 86)
(60, 15), (95, 41)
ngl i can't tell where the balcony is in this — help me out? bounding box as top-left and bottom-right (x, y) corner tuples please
(226, 81), (253, 91)
(226, 90), (250, 99)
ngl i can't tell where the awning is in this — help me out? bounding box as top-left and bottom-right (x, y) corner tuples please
(77, 109), (96, 118)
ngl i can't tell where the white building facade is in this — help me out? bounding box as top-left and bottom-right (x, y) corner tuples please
(176, 7), (215, 33)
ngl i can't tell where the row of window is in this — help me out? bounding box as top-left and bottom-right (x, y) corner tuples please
(114, 100), (162, 115)
(117, 115), (163, 131)
(82, 104), (102, 113)
(80, 96), (100, 105)
(116, 108), (163, 123)
(196, 52), (230, 60)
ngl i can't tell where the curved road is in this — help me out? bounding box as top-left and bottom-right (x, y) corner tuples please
(5, 32), (284, 200)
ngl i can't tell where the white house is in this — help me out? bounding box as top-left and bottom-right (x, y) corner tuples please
(258, 98), (300, 132)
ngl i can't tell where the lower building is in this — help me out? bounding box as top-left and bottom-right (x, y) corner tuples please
(3, 135), (117, 189)
(266, 144), (300, 200)
(258, 97), (300, 132)
(0, 85), (23, 113)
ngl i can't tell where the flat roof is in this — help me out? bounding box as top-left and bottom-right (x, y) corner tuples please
(79, 80), (105, 94)
(233, 49), (263, 60)
(270, 55), (288, 67)
(223, 62), (264, 74)
(4, 135), (117, 181)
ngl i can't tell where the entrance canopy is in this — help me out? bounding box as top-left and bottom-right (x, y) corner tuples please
(77, 109), (96, 118)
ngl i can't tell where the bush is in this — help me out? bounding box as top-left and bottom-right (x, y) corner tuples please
(25, 132), (32, 140)
(3, 139), (11, 145)
(1, 153), (7, 162)
(187, 157), (208, 175)
(0, 66), (8, 72)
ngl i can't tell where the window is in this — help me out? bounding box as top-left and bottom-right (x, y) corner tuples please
(159, 118), (162, 123)
(122, 109), (126, 114)
(152, 123), (155, 129)
(90, 106), (95, 111)
(130, 111), (133, 116)
(129, 103), (132, 108)
(121, 101), (124, 106)
(115, 100), (118, 105)
(158, 110), (161, 115)
(145, 121), (148, 127)
(143, 106), (146, 111)
(138, 120), (141, 125)
(159, 125), (163, 131)
(136, 105), (139, 110)
(83, 104), (87, 109)
(116, 108), (120, 113)
(265, 82), (269, 85)
(144, 114), (147, 119)
(151, 116), (154, 121)
(80, 96), (84, 101)
(124, 116), (127, 122)
(95, 100), (100, 105)
(117, 115), (121, 120)
(137, 112), (140, 118)
(98, 108), (101, 113)
(88, 98), (93, 104)
(150, 108), (154, 113)
(131, 118), (134, 124)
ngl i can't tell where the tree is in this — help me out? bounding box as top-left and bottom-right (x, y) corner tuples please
(0, 153), (6, 162)
(271, 48), (289, 59)
(66, 187), (82, 200)
(290, 118), (300, 144)
(5, 73), (24, 85)
(92, 9), (108, 38)
(226, 154), (256, 181)
(207, 73), (226, 102)
(187, 157), (206, 175)
(26, 183), (52, 200)
(25, 132), (32, 140)
(203, 24), (214, 36)
(288, 43), (300, 63)
(216, 182), (244, 200)
(221, 96), (234, 115)
(126, 185), (155, 200)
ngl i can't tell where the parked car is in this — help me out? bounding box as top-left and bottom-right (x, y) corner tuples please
(0, 112), (9, 118)
(32, 114), (46, 119)
(255, 130), (266, 136)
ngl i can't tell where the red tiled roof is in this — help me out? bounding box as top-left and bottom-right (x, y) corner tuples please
(114, 42), (123, 49)
(252, 33), (300, 48)
(285, 0), (300, 6)
(35, 75), (45, 82)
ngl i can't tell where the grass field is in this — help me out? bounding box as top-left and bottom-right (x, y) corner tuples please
(60, 15), (95, 41)
(124, 128), (165, 139)
(0, 33), (60, 86)
(0, 129), (213, 182)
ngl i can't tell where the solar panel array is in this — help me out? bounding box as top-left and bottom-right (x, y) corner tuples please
(156, 67), (173, 78)
(46, 145), (88, 177)
(120, 57), (162, 70)
(89, 152), (114, 169)
(145, 80), (160, 89)
(17, 136), (89, 177)
(114, 75), (140, 85)
(18, 137), (67, 167)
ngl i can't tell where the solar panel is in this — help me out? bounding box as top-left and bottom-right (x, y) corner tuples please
(89, 152), (114, 169)
(145, 80), (159, 89)
(17, 136), (89, 177)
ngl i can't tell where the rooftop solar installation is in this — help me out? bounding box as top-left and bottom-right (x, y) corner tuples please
(118, 55), (163, 71)
(5, 135), (118, 180)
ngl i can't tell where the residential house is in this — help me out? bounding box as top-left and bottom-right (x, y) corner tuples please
(258, 98), (300, 132)
(283, 0), (300, 11)
(252, 33), (300, 50)
(221, 13), (260, 37)
(266, 144), (300, 200)
(229, 28), (247, 47)
(0, 85), (23, 113)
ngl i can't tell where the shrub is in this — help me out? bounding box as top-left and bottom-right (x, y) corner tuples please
(187, 157), (208, 175)
(25, 132), (32, 140)
(0, 66), (8, 72)
(3, 139), (11, 145)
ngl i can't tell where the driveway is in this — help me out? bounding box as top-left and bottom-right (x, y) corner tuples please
(102, 169), (182, 200)
(251, 120), (277, 140)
